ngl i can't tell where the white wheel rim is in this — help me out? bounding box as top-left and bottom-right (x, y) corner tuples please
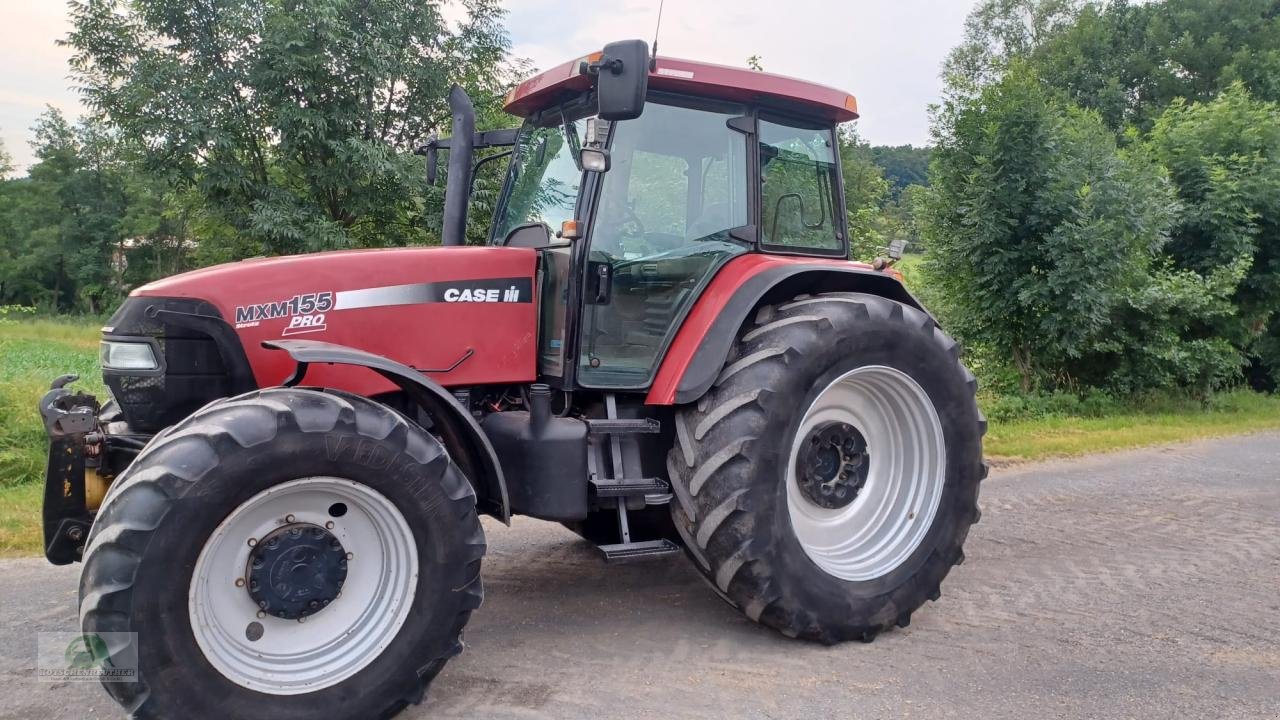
(786, 365), (946, 581)
(189, 477), (418, 695)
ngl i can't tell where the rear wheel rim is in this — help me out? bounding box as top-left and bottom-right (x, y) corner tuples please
(785, 365), (946, 581)
(189, 477), (418, 695)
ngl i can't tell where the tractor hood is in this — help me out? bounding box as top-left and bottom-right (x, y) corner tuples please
(120, 246), (539, 398)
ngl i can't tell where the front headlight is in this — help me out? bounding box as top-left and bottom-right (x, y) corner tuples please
(100, 340), (160, 371)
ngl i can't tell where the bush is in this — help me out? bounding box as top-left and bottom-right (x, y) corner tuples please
(1149, 84), (1280, 389)
(921, 63), (1260, 396)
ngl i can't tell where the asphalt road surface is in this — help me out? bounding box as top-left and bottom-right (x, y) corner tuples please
(2, 432), (1277, 719)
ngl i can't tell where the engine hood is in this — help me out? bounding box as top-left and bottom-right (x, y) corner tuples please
(131, 245), (540, 392)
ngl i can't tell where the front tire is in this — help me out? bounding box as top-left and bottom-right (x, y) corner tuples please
(79, 387), (485, 719)
(668, 292), (986, 643)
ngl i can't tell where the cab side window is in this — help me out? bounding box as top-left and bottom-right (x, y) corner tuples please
(759, 119), (843, 253)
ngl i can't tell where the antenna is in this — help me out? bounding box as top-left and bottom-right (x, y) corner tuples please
(649, 0), (665, 71)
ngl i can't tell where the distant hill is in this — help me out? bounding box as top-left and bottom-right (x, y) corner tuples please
(870, 145), (931, 198)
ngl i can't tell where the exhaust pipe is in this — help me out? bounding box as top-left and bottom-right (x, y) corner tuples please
(442, 85), (475, 246)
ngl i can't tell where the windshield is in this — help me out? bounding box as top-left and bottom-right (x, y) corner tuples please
(491, 116), (586, 242)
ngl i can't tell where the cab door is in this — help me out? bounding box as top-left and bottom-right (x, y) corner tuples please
(577, 98), (752, 389)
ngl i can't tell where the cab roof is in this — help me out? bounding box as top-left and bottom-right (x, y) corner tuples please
(503, 52), (859, 123)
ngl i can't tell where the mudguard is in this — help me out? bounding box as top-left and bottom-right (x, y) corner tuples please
(646, 255), (930, 406)
(264, 339), (510, 523)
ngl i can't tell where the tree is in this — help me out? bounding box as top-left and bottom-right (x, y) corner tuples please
(1149, 84), (1280, 387)
(65, 0), (513, 255)
(869, 145), (931, 198)
(0, 108), (191, 313)
(837, 127), (891, 260)
(923, 65), (1179, 391)
(942, 0), (1083, 99)
(949, 0), (1280, 133)
(0, 136), (11, 178)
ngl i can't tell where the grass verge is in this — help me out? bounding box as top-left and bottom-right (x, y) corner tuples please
(0, 317), (1278, 557)
(1, 319), (103, 557)
(986, 390), (1280, 462)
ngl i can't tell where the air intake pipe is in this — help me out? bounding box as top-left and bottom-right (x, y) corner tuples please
(442, 85), (475, 246)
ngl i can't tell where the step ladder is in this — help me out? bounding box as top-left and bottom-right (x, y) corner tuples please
(588, 394), (680, 563)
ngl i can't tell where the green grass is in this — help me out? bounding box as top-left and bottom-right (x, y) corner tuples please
(0, 316), (1278, 556)
(0, 319), (104, 556)
(985, 390), (1280, 461)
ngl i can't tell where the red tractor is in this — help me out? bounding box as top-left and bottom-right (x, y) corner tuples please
(40, 40), (985, 720)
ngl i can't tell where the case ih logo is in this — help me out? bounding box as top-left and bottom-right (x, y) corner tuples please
(442, 285), (523, 303)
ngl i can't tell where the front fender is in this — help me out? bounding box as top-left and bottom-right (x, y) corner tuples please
(264, 339), (510, 523)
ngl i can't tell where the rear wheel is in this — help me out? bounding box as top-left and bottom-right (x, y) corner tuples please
(79, 387), (485, 719)
(668, 292), (986, 643)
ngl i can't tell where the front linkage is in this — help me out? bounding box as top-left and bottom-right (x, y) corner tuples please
(40, 376), (149, 565)
(39, 375), (105, 565)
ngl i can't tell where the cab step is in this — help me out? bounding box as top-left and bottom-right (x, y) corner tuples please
(597, 538), (681, 563)
(584, 417), (660, 435)
(589, 477), (670, 498)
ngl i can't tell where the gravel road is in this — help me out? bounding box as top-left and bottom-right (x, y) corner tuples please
(2, 432), (1277, 719)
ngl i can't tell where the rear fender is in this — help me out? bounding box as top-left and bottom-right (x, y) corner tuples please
(646, 262), (930, 405)
(264, 339), (510, 523)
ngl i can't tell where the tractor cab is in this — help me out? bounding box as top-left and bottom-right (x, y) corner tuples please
(431, 40), (860, 392)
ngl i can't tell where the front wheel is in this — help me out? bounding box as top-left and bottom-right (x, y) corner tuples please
(668, 292), (986, 643)
(79, 387), (485, 719)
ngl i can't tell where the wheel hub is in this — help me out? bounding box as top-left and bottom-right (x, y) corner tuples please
(246, 523), (347, 620)
(796, 422), (869, 509)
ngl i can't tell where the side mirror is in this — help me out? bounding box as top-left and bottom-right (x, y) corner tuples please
(595, 39), (649, 121)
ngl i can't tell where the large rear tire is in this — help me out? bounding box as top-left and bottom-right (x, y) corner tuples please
(668, 292), (986, 643)
(79, 387), (485, 719)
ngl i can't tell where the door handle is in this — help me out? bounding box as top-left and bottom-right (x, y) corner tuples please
(587, 262), (612, 304)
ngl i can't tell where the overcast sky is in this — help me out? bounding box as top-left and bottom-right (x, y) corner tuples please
(0, 0), (977, 174)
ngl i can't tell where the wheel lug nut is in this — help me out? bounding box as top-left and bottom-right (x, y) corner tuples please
(247, 538), (257, 547)
(235, 578), (245, 588)
(325, 521), (335, 530)
(285, 514), (295, 523)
